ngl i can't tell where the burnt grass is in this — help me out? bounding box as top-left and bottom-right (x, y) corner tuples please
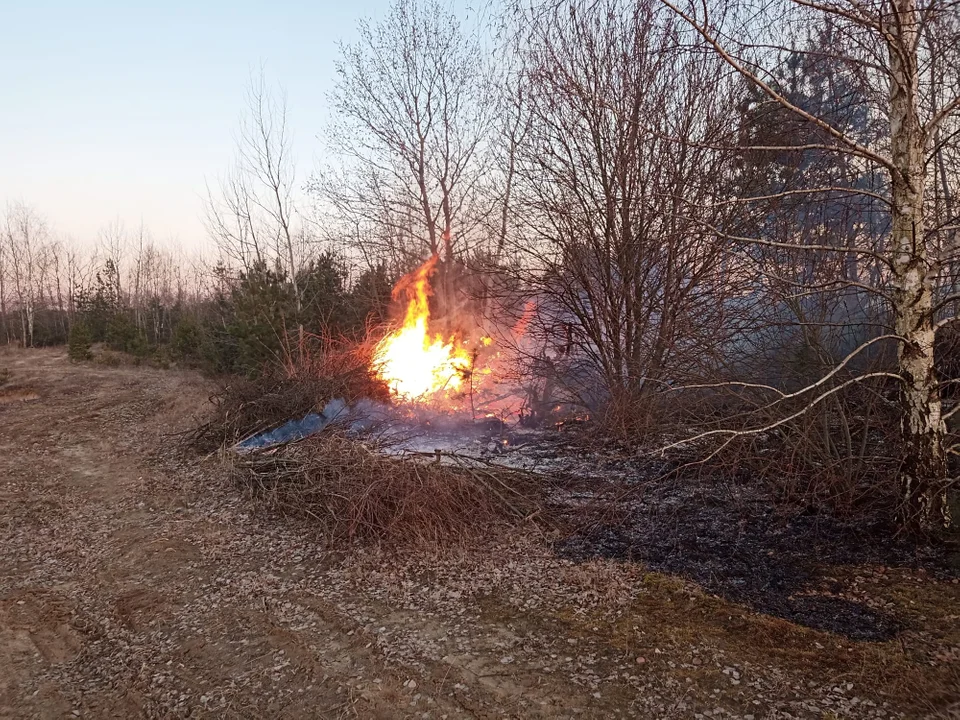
(500, 431), (960, 643)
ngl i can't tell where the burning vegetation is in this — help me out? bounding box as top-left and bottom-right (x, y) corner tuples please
(372, 255), (475, 403)
(370, 254), (523, 423)
(7, 0), (960, 715)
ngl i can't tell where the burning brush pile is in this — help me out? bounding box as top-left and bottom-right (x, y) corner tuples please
(370, 254), (508, 414)
(197, 255), (551, 545)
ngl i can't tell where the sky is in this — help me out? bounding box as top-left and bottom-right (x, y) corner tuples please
(0, 0), (389, 252)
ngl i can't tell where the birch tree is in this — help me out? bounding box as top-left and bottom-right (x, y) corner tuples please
(3, 203), (49, 347)
(660, 0), (960, 533)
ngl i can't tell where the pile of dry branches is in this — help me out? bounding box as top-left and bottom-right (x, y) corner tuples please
(184, 375), (337, 452)
(231, 434), (547, 545)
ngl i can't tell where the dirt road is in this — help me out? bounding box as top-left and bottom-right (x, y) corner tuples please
(0, 349), (957, 719)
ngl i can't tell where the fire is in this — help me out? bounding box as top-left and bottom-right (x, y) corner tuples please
(373, 256), (473, 402)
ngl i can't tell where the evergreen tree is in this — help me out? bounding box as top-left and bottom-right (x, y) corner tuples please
(67, 321), (93, 362)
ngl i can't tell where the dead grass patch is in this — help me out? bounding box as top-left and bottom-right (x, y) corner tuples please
(0, 388), (40, 404)
(0, 366), (40, 404)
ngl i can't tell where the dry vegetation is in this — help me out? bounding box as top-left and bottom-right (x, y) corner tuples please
(186, 340), (387, 452)
(3, 0), (960, 715)
(231, 435), (546, 545)
(0, 351), (958, 719)
(4, 0), (960, 537)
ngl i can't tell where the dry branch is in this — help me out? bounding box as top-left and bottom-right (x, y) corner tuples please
(230, 434), (549, 546)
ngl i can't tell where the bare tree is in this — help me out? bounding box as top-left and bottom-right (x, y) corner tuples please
(206, 72), (304, 281)
(205, 71), (307, 350)
(315, 0), (494, 276)
(205, 162), (266, 270)
(0, 235), (9, 344)
(658, 0), (960, 533)
(98, 218), (127, 301)
(3, 202), (50, 347)
(487, 48), (531, 265)
(500, 0), (743, 424)
(242, 74), (303, 310)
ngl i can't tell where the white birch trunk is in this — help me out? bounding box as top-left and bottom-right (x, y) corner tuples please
(888, 0), (950, 532)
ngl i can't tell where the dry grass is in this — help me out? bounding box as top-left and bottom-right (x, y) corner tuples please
(231, 434), (548, 546)
(0, 366), (41, 405)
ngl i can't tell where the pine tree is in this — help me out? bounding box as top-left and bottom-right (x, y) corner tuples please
(67, 321), (93, 362)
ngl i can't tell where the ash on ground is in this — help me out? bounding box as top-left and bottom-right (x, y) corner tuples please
(547, 447), (960, 643)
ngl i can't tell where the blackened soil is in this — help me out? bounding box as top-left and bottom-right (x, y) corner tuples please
(555, 469), (959, 642)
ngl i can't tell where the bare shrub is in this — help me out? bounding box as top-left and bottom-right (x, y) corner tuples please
(94, 348), (126, 367)
(666, 373), (904, 518)
(232, 434), (545, 546)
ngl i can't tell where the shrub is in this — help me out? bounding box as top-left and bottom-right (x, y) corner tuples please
(74, 260), (122, 342)
(153, 344), (173, 369)
(67, 322), (93, 362)
(171, 315), (203, 362)
(209, 261), (298, 376)
(667, 377), (903, 518)
(95, 349), (125, 367)
(105, 314), (150, 356)
(185, 344), (389, 453)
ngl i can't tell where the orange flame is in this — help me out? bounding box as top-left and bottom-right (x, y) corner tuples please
(373, 256), (473, 402)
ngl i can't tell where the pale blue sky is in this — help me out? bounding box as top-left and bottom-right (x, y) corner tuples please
(0, 0), (388, 250)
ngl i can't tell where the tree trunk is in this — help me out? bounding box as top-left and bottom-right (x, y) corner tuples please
(888, 0), (950, 533)
(0, 262), (8, 345)
(26, 301), (34, 348)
